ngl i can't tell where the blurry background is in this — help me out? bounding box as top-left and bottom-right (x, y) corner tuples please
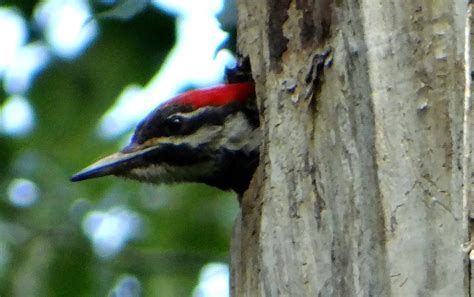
(0, 0), (240, 296)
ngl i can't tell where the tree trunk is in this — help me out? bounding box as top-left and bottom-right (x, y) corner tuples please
(231, 1), (469, 296)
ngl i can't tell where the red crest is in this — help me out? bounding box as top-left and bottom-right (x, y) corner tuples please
(164, 82), (255, 109)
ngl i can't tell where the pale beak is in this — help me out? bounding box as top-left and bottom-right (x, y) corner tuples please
(70, 151), (136, 182)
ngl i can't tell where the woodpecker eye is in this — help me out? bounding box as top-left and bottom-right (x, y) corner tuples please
(164, 115), (183, 134)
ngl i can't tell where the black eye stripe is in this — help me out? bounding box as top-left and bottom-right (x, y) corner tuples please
(132, 102), (244, 144)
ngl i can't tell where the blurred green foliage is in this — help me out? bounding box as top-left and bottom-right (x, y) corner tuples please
(0, 1), (239, 296)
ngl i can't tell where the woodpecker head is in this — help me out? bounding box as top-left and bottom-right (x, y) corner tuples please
(71, 83), (260, 195)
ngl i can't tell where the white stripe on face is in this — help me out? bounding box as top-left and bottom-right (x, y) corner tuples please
(132, 112), (260, 153)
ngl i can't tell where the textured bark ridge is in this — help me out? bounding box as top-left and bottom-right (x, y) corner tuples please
(232, 1), (468, 296)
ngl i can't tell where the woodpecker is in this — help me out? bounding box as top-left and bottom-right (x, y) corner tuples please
(71, 82), (259, 195)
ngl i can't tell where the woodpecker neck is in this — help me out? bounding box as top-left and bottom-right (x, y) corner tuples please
(201, 148), (259, 195)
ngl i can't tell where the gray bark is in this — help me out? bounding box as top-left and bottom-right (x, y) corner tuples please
(231, 1), (469, 296)
(465, 2), (474, 295)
